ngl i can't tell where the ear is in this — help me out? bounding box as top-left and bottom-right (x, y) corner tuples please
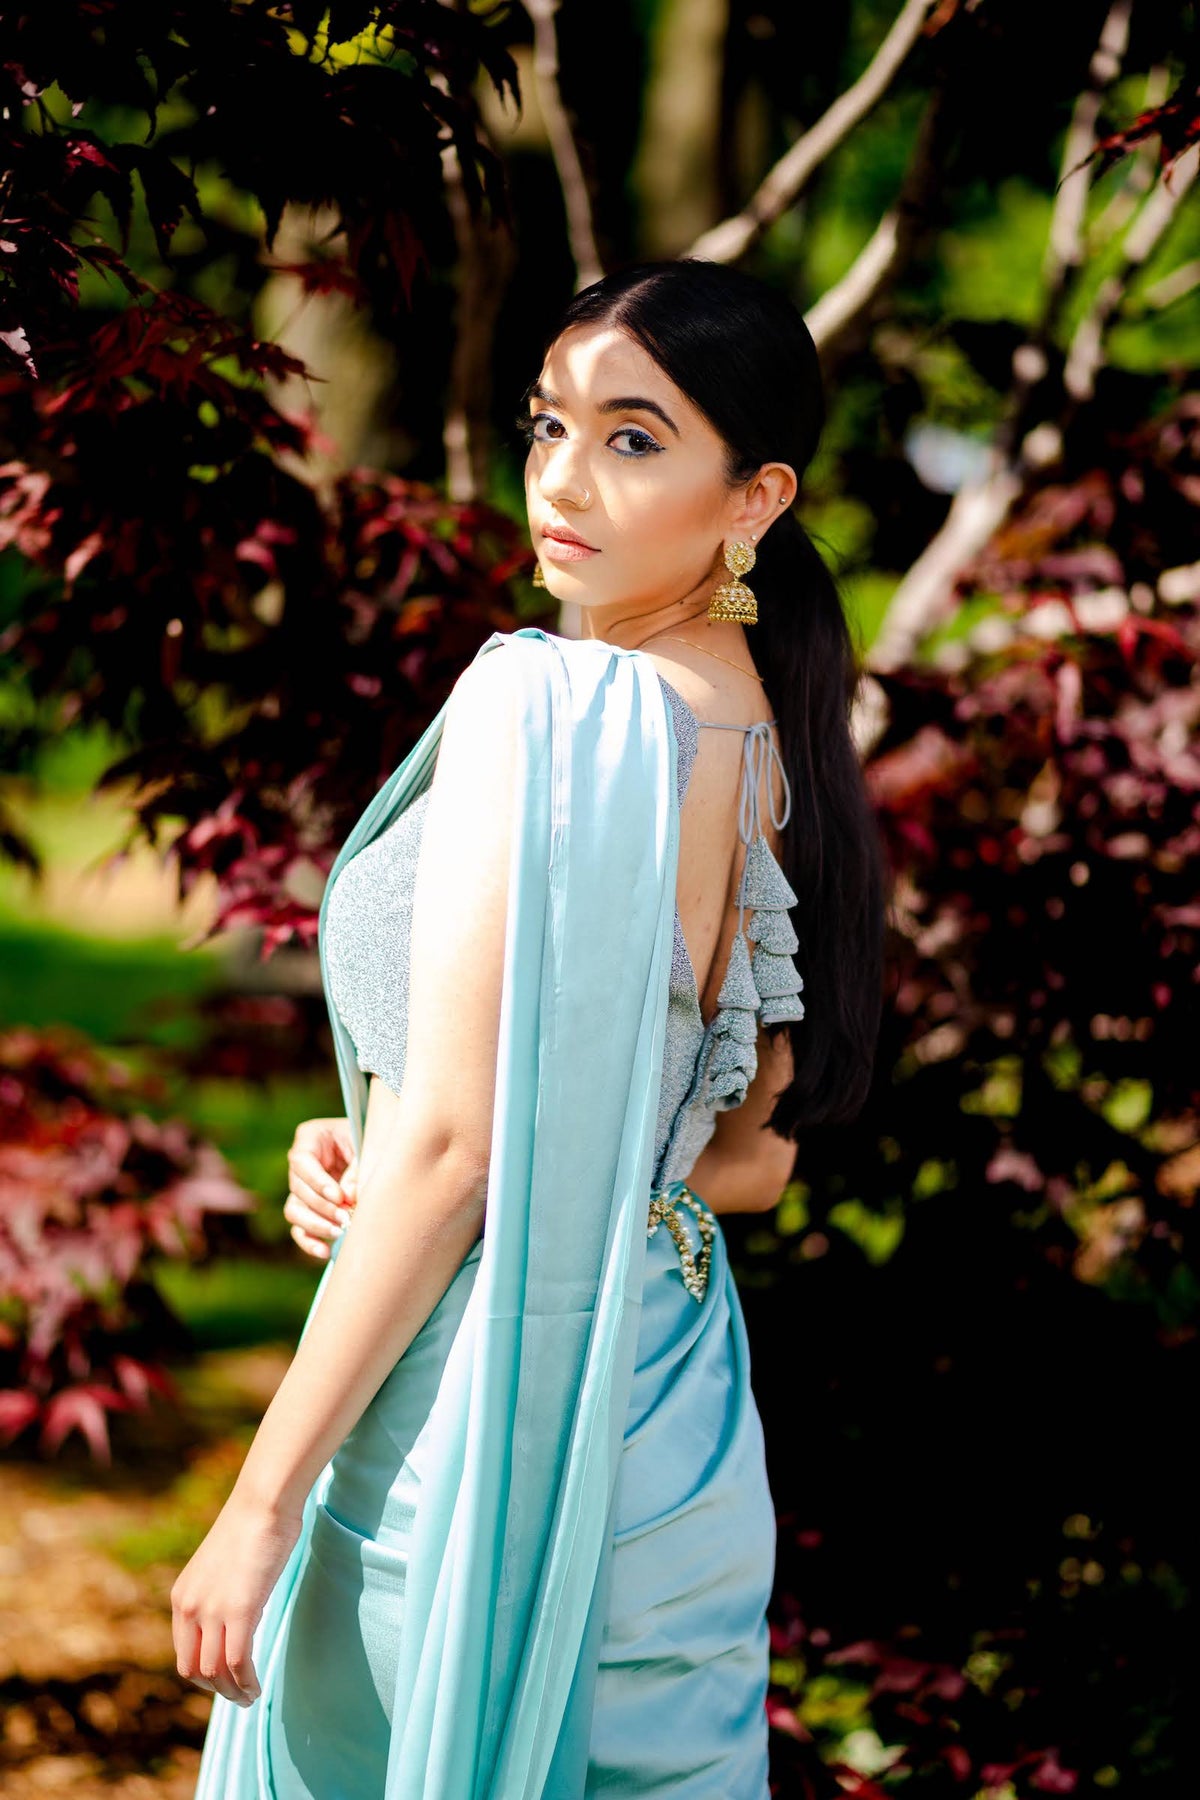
(727, 462), (798, 545)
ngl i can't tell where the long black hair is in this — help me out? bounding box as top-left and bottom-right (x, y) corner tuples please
(543, 258), (885, 1133)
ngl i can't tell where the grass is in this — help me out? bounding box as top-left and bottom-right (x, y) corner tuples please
(0, 909), (222, 1051)
(152, 1256), (324, 1352)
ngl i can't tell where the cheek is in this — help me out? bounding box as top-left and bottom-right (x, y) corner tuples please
(605, 462), (724, 577)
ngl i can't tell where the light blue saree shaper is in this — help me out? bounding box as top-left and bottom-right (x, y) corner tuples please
(194, 626), (683, 1798)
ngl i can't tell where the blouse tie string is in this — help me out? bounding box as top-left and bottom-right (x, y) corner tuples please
(736, 720), (793, 847)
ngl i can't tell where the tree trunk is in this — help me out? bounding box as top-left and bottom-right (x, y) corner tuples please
(633, 0), (728, 256)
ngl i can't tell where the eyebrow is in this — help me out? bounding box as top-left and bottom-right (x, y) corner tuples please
(528, 383), (681, 438)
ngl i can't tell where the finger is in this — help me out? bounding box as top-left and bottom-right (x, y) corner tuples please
(329, 1122), (356, 1170)
(293, 1120), (355, 1181)
(224, 1617), (262, 1705)
(176, 1626), (215, 1696)
(173, 1606), (203, 1684)
(199, 1619), (252, 1709)
(287, 1149), (347, 1207)
(290, 1222), (331, 1261)
(319, 1127), (357, 1200)
(287, 1150), (353, 1219)
(286, 1179), (348, 1228)
(284, 1192), (345, 1241)
(291, 1115), (347, 1152)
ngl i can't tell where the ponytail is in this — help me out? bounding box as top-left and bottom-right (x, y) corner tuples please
(754, 509), (885, 1130)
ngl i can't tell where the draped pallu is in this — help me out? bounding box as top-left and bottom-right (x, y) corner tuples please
(194, 627), (682, 1797)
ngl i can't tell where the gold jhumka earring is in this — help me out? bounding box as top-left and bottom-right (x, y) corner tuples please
(708, 539), (757, 624)
(531, 561), (546, 588)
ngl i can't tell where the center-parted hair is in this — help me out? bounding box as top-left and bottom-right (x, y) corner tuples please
(544, 259), (887, 1135)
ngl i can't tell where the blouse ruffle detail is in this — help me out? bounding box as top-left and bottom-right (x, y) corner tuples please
(696, 720), (805, 1111)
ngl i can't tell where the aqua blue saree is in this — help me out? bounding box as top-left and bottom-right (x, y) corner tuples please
(194, 628), (774, 1798)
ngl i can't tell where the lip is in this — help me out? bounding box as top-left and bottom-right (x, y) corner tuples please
(540, 523), (599, 560)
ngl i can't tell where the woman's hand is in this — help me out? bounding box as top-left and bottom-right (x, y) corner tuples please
(283, 1115), (358, 1260)
(171, 1493), (304, 1708)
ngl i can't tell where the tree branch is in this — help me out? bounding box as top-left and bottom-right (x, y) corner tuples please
(1064, 140), (1200, 402)
(867, 0), (1136, 673)
(523, 0), (603, 291)
(1140, 256), (1200, 312)
(805, 86), (946, 358)
(686, 0), (939, 266)
(440, 135), (516, 502)
(1086, 66), (1170, 254)
(866, 459), (1025, 675)
(990, 0), (1134, 456)
(1038, 0), (1133, 341)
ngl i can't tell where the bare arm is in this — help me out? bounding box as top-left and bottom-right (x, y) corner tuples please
(173, 654), (521, 1704)
(685, 1020), (797, 1214)
(230, 648), (519, 1520)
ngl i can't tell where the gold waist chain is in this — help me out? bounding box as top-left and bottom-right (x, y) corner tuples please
(647, 1184), (717, 1303)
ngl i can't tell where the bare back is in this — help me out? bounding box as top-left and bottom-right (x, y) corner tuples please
(642, 646), (789, 1030)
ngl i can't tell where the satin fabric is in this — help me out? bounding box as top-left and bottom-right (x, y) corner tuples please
(193, 627), (774, 1797)
(239, 1199), (774, 1798)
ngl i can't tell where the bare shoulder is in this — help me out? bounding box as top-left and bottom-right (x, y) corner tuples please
(447, 636), (526, 709)
(435, 640), (547, 780)
(637, 642), (765, 732)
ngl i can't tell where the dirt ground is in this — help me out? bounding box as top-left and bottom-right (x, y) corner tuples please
(0, 1347), (290, 1797)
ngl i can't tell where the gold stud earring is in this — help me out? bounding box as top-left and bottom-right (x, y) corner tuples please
(708, 539), (757, 624)
(532, 560), (546, 588)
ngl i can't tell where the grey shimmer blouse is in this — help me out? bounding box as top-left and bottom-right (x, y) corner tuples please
(324, 674), (805, 1192)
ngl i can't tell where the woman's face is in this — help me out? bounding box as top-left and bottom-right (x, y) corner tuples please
(522, 323), (788, 628)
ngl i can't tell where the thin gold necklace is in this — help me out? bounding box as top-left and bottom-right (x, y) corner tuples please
(648, 634), (765, 684)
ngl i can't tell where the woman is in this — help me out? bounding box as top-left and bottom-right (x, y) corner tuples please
(177, 259), (884, 1797)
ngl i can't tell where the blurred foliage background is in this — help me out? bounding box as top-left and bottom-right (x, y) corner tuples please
(0, 0), (1198, 1792)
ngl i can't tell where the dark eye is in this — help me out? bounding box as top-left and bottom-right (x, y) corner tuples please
(609, 426), (663, 458)
(517, 411), (565, 445)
